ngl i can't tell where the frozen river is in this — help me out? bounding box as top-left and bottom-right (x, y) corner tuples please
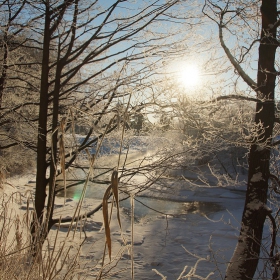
(55, 149), (248, 279)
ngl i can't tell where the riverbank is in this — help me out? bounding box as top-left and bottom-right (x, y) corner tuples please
(2, 171), (246, 279)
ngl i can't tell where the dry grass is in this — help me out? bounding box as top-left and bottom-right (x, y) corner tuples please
(0, 113), (142, 279)
(0, 192), (88, 280)
(0, 167), (131, 280)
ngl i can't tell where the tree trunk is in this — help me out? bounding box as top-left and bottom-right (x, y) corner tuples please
(31, 4), (51, 243)
(46, 62), (63, 232)
(225, 1), (277, 279)
(0, 29), (8, 108)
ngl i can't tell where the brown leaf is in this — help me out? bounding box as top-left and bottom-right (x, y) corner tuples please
(102, 171), (123, 260)
(102, 184), (112, 260)
(111, 171), (122, 230)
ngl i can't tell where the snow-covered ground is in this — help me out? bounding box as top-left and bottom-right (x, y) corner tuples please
(1, 135), (250, 279)
(3, 173), (246, 279)
(89, 186), (245, 280)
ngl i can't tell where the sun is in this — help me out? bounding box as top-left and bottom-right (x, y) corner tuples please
(177, 64), (201, 89)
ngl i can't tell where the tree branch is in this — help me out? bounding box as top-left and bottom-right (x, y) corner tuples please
(218, 9), (257, 91)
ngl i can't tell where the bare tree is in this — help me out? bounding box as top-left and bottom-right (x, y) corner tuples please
(5, 0), (203, 253)
(0, 0), (42, 174)
(202, 0), (279, 279)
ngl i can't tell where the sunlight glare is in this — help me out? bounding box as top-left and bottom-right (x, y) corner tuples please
(178, 64), (200, 89)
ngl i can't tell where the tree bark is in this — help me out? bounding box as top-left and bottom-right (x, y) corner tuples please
(225, 1), (277, 279)
(31, 3), (51, 239)
(46, 62), (63, 232)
